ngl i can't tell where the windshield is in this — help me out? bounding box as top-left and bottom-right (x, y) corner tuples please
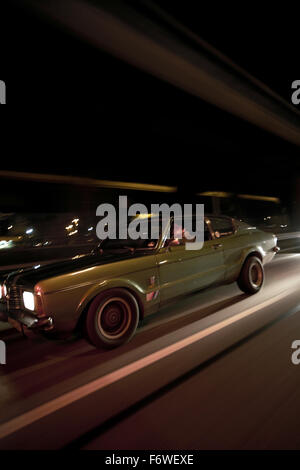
(99, 215), (165, 252)
(100, 237), (158, 251)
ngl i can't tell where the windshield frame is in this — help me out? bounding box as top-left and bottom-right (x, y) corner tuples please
(95, 216), (172, 253)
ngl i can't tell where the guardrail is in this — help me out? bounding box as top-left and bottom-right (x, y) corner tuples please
(276, 232), (300, 240)
(276, 232), (300, 252)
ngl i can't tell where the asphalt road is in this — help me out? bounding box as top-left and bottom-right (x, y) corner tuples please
(1, 251), (300, 449)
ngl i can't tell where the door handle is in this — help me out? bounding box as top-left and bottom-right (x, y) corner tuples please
(212, 243), (222, 249)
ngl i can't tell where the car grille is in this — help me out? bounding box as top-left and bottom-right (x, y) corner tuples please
(8, 286), (22, 310)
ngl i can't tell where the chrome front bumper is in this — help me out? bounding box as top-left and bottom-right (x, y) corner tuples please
(0, 302), (53, 335)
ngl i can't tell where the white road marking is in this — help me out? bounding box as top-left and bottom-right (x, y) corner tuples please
(0, 285), (297, 440)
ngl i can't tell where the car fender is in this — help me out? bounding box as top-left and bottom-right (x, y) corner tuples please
(240, 245), (265, 266)
(76, 277), (146, 320)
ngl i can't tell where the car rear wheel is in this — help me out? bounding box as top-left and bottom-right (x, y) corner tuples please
(84, 288), (139, 348)
(237, 256), (264, 294)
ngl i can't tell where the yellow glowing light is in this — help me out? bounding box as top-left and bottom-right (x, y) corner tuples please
(238, 194), (280, 203)
(0, 171), (178, 193)
(135, 213), (159, 219)
(68, 230), (78, 236)
(197, 191), (233, 198)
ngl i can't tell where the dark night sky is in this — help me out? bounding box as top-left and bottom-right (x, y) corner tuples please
(1, 1), (300, 205)
(152, 0), (299, 103)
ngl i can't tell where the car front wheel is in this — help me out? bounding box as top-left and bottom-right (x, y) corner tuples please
(84, 288), (139, 348)
(237, 256), (264, 294)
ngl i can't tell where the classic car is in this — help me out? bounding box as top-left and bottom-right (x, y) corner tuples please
(0, 215), (279, 348)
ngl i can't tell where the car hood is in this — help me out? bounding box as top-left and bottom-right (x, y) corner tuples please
(5, 250), (148, 289)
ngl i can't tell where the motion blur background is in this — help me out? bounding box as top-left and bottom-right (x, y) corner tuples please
(1, 0), (300, 268)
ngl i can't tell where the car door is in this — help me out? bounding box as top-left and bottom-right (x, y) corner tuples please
(156, 219), (225, 305)
(208, 216), (242, 282)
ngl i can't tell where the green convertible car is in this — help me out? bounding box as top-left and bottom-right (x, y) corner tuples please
(0, 215), (279, 348)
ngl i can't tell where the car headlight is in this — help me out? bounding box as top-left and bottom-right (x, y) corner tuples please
(23, 291), (35, 311)
(3, 285), (7, 297)
(0, 285), (2, 300)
